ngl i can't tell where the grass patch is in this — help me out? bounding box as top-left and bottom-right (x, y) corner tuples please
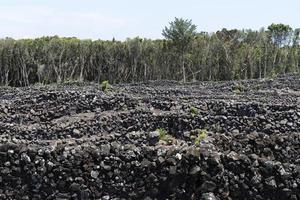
(157, 128), (173, 143)
(232, 83), (244, 95)
(190, 106), (199, 116)
(194, 129), (207, 146)
(101, 80), (110, 91)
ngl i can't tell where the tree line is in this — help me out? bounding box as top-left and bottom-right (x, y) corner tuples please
(0, 19), (299, 86)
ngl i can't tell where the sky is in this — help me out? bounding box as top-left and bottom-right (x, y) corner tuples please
(0, 0), (299, 40)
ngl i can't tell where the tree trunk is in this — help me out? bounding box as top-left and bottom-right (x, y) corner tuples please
(264, 44), (268, 78)
(144, 63), (147, 81)
(181, 53), (186, 83)
(258, 58), (262, 79)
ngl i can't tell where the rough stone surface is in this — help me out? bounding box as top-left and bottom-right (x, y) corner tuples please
(0, 74), (299, 199)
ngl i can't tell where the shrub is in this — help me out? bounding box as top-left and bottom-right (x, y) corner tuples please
(190, 106), (199, 116)
(157, 128), (167, 140)
(157, 128), (173, 143)
(255, 84), (261, 91)
(232, 83), (244, 95)
(194, 129), (207, 146)
(233, 89), (241, 95)
(101, 80), (110, 91)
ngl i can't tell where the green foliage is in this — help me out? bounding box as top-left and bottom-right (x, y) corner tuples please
(0, 22), (300, 87)
(157, 128), (173, 143)
(157, 128), (167, 140)
(232, 83), (244, 95)
(255, 84), (262, 91)
(162, 18), (197, 53)
(194, 129), (207, 146)
(268, 68), (279, 79)
(163, 17), (197, 82)
(233, 89), (241, 95)
(101, 80), (110, 91)
(268, 23), (293, 47)
(190, 106), (199, 116)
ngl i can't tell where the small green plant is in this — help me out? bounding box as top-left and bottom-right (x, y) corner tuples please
(268, 68), (278, 79)
(190, 106), (199, 116)
(157, 128), (173, 143)
(233, 89), (241, 95)
(255, 84), (261, 91)
(157, 128), (167, 140)
(101, 80), (110, 91)
(34, 82), (45, 87)
(194, 129), (207, 146)
(232, 83), (244, 95)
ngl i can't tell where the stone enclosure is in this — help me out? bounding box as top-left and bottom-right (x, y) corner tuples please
(0, 75), (300, 199)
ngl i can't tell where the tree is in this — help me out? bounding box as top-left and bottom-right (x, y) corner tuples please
(1, 23), (300, 86)
(162, 17), (197, 82)
(292, 28), (300, 47)
(267, 23), (293, 47)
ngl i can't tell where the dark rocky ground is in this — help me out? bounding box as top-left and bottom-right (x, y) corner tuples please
(0, 74), (300, 200)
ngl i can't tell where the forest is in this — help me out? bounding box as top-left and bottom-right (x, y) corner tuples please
(0, 19), (299, 86)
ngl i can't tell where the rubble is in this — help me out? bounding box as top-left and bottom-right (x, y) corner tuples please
(0, 75), (299, 199)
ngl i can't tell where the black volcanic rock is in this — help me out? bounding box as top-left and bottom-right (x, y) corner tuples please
(0, 75), (299, 199)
